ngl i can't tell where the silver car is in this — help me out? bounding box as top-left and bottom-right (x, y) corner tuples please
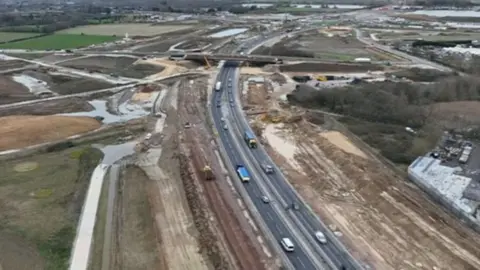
(262, 164), (274, 174)
(261, 196), (270, 203)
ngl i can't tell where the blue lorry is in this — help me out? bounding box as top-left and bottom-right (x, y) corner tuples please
(244, 131), (257, 148)
(236, 165), (250, 182)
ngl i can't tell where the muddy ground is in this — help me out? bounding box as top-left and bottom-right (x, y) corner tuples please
(0, 146), (102, 269)
(178, 77), (271, 269)
(253, 29), (389, 61)
(0, 59), (31, 71)
(110, 165), (163, 270)
(133, 83), (211, 270)
(59, 56), (164, 79)
(0, 96), (93, 116)
(286, 120), (480, 270)
(36, 54), (86, 64)
(240, 75), (480, 270)
(23, 70), (114, 95)
(175, 37), (213, 50)
(0, 75), (37, 104)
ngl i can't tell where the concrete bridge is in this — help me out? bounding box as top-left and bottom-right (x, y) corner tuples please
(181, 53), (283, 64)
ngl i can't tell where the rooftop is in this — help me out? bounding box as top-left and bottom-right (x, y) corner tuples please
(409, 156), (480, 216)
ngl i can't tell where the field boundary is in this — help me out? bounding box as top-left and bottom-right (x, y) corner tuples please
(0, 33), (48, 45)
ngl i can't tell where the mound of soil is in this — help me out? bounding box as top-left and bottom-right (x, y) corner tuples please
(0, 115), (101, 151)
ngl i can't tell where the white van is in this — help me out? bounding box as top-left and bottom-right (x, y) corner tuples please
(280, 237), (294, 252)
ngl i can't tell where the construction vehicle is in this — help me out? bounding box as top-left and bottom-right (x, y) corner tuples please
(261, 110), (285, 123)
(244, 130), (257, 148)
(204, 55), (211, 70)
(202, 165), (214, 180)
(190, 143), (215, 180)
(316, 75), (335, 81)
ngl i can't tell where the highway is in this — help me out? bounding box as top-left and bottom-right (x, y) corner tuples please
(227, 62), (362, 269)
(210, 29), (366, 269)
(354, 28), (453, 72)
(212, 65), (330, 269)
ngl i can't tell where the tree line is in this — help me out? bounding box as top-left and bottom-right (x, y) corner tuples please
(288, 74), (480, 129)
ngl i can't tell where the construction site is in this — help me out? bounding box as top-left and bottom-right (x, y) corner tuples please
(1, 12), (480, 270)
(238, 65), (480, 269)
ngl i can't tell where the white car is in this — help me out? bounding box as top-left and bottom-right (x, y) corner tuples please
(280, 237), (294, 252)
(315, 231), (327, 244)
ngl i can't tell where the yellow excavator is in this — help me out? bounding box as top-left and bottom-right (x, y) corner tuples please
(204, 55), (211, 70)
(202, 165), (214, 180)
(261, 110), (285, 123)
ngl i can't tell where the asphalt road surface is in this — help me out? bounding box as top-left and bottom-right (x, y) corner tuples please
(212, 65), (331, 269)
(227, 63), (362, 270)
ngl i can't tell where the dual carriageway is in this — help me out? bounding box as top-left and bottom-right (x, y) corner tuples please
(210, 61), (363, 269)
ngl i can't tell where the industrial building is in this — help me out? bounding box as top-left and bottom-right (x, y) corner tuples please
(408, 156), (480, 229)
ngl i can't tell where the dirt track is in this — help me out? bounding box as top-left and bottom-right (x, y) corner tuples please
(177, 78), (268, 270)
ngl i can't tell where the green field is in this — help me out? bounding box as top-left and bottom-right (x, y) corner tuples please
(0, 34), (118, 49)
(0, 32), (41, 43)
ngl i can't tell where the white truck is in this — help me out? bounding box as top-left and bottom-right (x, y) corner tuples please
(354, 57), (371, 63)
(215, 81), (222, 91)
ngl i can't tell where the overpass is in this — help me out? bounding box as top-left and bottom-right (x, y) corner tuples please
(2, 49), (406, 65)
(173, 52), (400, 65)
(182, 53), (283, 64)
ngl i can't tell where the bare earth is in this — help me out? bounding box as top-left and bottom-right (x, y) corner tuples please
(265, 121), (480, 270)
(143, 58), (188, 78)
(137, 85), (208, 270)
(240, 74), (480, 270)
(320, 131), (367, 159)
(0, 115), (101, 151)
(0, 75), (36, 105)
(111, 166), (164, 270)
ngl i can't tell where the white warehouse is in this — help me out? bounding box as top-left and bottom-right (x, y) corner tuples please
(408, 156), (480, 226)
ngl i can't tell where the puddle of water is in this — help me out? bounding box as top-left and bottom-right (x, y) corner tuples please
(0, 54), (16, 61)
(59, 99), (149, 124)
(209, 28), (248, 38)
(409, 10), (480, 17)
(97, 141), (137, 165)
(12, 74), (57, 96)
(241, 3), (364, 9)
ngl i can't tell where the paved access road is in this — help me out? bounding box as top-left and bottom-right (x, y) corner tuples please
(212, 65), (332, 269)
